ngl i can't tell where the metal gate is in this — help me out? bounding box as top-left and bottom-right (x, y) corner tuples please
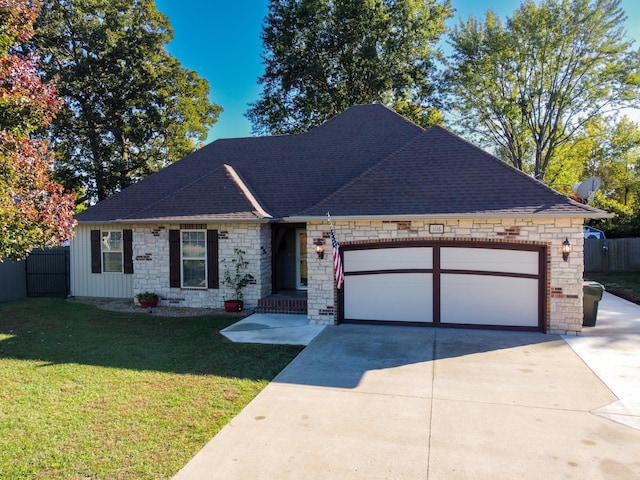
(26, 247), (70, 297)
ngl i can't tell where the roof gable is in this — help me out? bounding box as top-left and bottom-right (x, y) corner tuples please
(75, 151), (258, 222)
(215, 104), (427, 216)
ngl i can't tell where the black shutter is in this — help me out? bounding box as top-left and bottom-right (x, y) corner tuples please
(123, 229), (133, 274)
(207, 229), (219, 289)
(90, 230), (101, 273)
(169, 229), (181, 288)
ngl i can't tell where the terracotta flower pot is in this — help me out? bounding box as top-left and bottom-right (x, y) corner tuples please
(224, 300), (243, 312)
(138, 296), (159, 308)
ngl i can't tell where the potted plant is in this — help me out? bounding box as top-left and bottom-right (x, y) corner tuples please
(222, 248), (254, 312)
(136, 291), (159, 308)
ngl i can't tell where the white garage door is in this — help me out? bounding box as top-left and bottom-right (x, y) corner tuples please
(344, 247), (433, 323)
(341, 242), (544, 331)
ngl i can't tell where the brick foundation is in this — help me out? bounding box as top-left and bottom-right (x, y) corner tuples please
(256, 296), (307, 314)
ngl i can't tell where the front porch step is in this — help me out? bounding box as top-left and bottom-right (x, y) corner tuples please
(256, 293), (307, 315)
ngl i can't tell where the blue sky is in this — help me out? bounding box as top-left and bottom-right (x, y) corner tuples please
(154, 0), (640, 142)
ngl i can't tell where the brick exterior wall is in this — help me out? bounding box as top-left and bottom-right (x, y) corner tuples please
(306, 218), (585, 335)
(132, 223), (269, 309)
(126, 217), (584, 334)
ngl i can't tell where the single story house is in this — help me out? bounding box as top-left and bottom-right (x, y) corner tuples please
(70, 104), (610, 334)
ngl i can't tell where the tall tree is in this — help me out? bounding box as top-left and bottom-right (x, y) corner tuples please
(0, 0), (75, 260)
(32, 0), (221, 204)
(583, 117), (640, 209)
(447, 0), (640, 180)
(545, 115), (640, 236)
(248, 0), (453, 135)
(547, 116), (640, 201)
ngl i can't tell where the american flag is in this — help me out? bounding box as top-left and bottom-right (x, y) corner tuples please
(327, 212), (344, 289)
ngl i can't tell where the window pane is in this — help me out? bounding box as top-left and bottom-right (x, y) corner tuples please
(183, 260), (206, 287)
(103, 252), (123, 272)
(300, 261), (308, 286)
(101, 231), (123, 272)
(102, 231), (122, 252)
(182, 231), (206, 258)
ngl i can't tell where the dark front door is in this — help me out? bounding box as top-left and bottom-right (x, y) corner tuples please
(272, 223), (306, 292)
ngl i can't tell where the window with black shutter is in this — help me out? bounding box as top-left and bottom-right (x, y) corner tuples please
(91, 229), (132, 274)
(169, 228), (219, 289)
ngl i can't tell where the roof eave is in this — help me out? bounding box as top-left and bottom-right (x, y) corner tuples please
(75, 216), (275, 225)
(283, 211), (613, 222)
(75, 209), (613, 225)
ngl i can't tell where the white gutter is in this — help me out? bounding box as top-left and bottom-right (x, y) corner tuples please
(283, 211), (613, 222)
(80, 209), (611, 225)
(106, 217), (272, 225)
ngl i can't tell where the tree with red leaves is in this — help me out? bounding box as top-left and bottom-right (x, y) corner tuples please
(0, 0), (75, 260)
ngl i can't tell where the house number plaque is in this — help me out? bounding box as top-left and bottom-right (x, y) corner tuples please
(429, 224), (444, 234)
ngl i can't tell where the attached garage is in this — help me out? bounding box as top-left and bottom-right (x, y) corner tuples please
(340, 241), (546, 332)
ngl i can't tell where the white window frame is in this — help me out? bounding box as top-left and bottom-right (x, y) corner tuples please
(180, 229), (207, 289)
(296, 228), (308, 290)
(101, 230), (123, 273)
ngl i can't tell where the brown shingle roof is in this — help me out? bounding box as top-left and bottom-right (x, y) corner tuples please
(76, 104), (608, 223)
(302, 125), (602, 218)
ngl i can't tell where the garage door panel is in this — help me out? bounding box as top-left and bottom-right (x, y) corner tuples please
(344, 247), (432, 272)
(441, 247), (538, 275)
(344, 273), (433, 323)
(441, 274), (538, 327)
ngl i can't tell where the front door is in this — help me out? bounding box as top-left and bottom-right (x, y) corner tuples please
(296, 229), (308, 290)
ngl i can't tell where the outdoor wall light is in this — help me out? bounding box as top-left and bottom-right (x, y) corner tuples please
(314, 239), (324, 259)
(562, 237), (572, 261)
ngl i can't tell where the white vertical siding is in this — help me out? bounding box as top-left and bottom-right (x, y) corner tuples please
(70, 224), (134, 298)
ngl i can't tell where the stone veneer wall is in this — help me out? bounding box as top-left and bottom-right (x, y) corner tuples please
(306, 218), (585, 335)
(132, 222), (270, 309)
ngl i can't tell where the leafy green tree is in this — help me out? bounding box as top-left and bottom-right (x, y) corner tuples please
(545, 115), (640, 236)
(590, 117), (640, 208)
(447, 0), (639, 181)
(0, 0), (75, 260)
(248, 0), (452, 135)
(550, 116), (640, 203)
(582, 116), (640, 236)
(544, 117), (607, 197)
(32, 0), (221, 204)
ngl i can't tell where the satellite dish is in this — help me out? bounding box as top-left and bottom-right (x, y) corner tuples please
(572, 176), (601, 204)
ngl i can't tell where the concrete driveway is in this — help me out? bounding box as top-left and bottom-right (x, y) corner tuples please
(174, 294), (640, 479)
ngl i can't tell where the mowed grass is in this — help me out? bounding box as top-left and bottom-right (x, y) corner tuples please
(0, 298), (303, 479)
(585, 272), (640, 304)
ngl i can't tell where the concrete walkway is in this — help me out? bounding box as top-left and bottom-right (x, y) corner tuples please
(221, 313), (325, 346)
(174, 293), (640, 479)
(563, 292), (640, 430)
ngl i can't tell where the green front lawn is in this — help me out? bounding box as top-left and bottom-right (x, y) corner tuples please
(584, 272), (640, 304)
(0, 298), (303, 479)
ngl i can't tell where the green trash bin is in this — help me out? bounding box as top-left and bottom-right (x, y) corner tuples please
(583, 281), (605, 327)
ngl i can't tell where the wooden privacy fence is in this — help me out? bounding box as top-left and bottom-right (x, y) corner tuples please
(584, 238), (640, 273)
